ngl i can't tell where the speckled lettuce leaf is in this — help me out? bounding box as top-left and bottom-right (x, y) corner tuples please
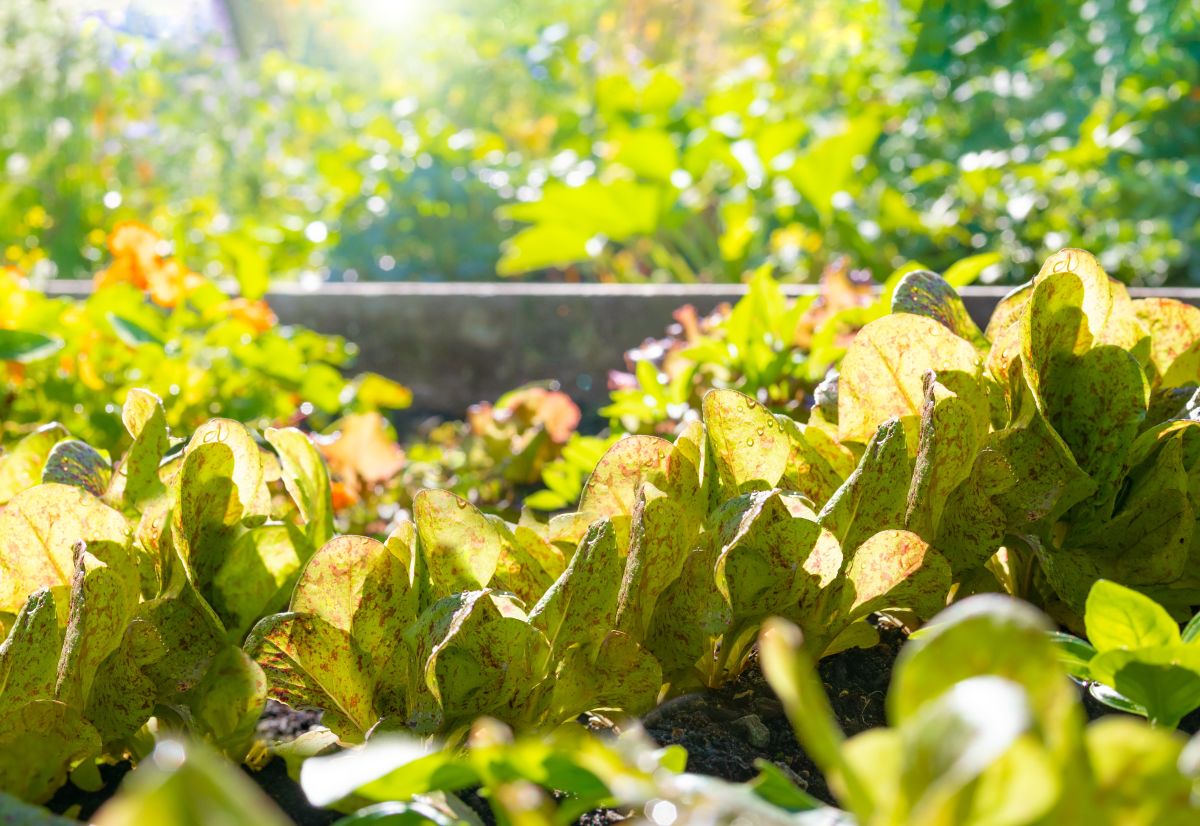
(171, 442), (242, 595)
(248, 535), (414, 742)
(0, 423), (69, 505)
(0, 483), (128, 615)
(0, 588), (61, 716)
(928, 445), (1017, 576)
(185, 644), (267, 761)
(487, 515), (561, 606)
(112, 388), (170, 509)
(614, 483), (704, 639)
(776, 415), (850, 504)
(891, 269), (989, 349)
(529, 520), (621, 655)
(1033, 249), (1147, 356)
(577, 435), (672, 549)
(415, 489), (502, 598)
(703, 389), (791, 495)
(837, 313), (979, 445)
(1134, 297), (1200, 387)
(265, 427), (333, 548)
(904, 374), (990, 542)
(212, 522), (312, 641)
(42, 439), (111, 498)
(642, 545), (730, 687)
(407, 590), (546, 735)
(550, 630), (662, 722)
(0, 699), (101, 803)
(184, 419), (270, 522)
(818, 418), (912, 555)
(984, 282), (1034, 390)
(84, 617), (163, 746)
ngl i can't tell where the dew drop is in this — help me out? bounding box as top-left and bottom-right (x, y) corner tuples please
(455, 498), (468, 509)
(745, 437), (755, 447)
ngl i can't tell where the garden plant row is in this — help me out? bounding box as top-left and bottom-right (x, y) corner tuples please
(5, 249), (1200, 823)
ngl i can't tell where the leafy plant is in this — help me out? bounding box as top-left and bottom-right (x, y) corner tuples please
(248, 384), (952, 741)
(0, 228), (410, 454)
(1054, 579), (1200, 729)
(0, 390), (338, 802)
(760, 594), (1200, 826)
(825, 249), (1200, 628)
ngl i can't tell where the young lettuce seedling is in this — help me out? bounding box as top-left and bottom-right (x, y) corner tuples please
(1052, 579), (1200, 729)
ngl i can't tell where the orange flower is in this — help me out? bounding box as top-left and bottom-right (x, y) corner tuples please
(221, 298), (278, 333)
(146, 258), (205, 308)
(108, 221), (161, 274)
(330, 481), (359, 511)
(94, 254), (146, 291)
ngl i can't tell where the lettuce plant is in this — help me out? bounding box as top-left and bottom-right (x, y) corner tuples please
(0, 389), (335, 802)
(830, 249), (1200, 627)
(1054, 579), (1200, 729)
(249, 384), (953, 741)
(760, 595), (1200, 826)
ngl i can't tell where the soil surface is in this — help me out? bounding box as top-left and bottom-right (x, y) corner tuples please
(642, 624), (904, 805)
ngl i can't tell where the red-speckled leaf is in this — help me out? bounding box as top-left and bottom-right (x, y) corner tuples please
(0, 423), (69, 505)
(185, 419), (269, 523)
(246, 612), (378, 743)
(487, 516), (559, 606)
(643, 545), (730, 683)
(905, 375), (987, 541)
(838, 314), (979, 445)
(615, 483), (704, 638)
(551, 631), (662, 722)
(84, 618), (162, 746)
(891, 269), (989, 349)
(135, 580), (226, 704)
(1134, 298), (1200, 386)
(0, 700), (101, 803)
(172, 443), (241, 594)
(265, 428), (333, 549)
(578, 435), (672, 519)
(112, 389), (169, 509)
(841, 530), (950, 628)
(42, 440), (111, 498)
(213, 522), (311, 641)
(984, 283), (1033, 389)
(930, 447), (1017, 576)
(186, 644), (266, 761)
(414, 489), (502, 597)
(818, 418), (912, 555)
(0, 484), (128, 615)
(776, 416), (850, 504)
(0, 588), (60, 716)
(529, 520), (621, 654)
(1034, 249), (1146, 355)
(703, 389), (790, 495)
(55, 541), (141, 710)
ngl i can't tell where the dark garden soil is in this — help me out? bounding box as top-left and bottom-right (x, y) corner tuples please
(642, 623), (905, 805)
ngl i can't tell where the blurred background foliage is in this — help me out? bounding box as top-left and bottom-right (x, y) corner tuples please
(1, 0), (1197, 287)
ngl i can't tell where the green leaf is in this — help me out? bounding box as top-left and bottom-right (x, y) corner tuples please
(837, 313), (979, 445)
(942, 252), (1002, 288)
(213, 522), (311, 641)
(0, 484), (128, 615)
(550, 630), (662, 721)
(0, 329), (63, 362)
(114, 389), (170, 509)
(92, 739), (291, 826)
(1085, 580), (1181, 652)
(415, 490), (502, 598)
(42, 439), (111, 498)
(0, 791), (79, 824)
(107, 312), (164, 347)
(0, 423), (69, 504)
(266, 426), (333, 548)
(1088, 646), (1200, 728)
(355, 373), (414, 410)
(818, 418), (911, 555)
(1049, 631), (1096, 680)
(891, 269), (988, 348)
(300, 737), (477, 808)
(578, 435), (672, 520)
(185, 644), (266, 760)
(0, 588), (61, 716)
(702, 389), (791, 495)
(530, 520), (621, 655)
(0, 700), (101, 803)
(839, 530), (950, 630)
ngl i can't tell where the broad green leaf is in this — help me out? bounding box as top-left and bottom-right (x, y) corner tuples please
(213, 522), (310, 640)
(578, 435), (672, 520)
(943, 252), (1002, 288)
(300, 737), (477, 808)
(529, 521), (621, 654)
(891, 269), (988, 348)
(818, 418), (911, 554)
(1085, 718), (1195, 822)
(703, 389), (790, 495)
(186, 644), (267, 760)
(246, 611), (378, 742)
(1134, 297), (1200, 384)
(84, 617), (162, 746)
(55, 541), (141, 710)
(265, 427), (333, 548)
(488, 517), (560, 606)
(113, 388), (170, 508)
(929, 446), (1017, 576)
(1088, 646), (1200, 728)
(42, 439), (111, 497)
(643, 546), (730, 684)
(0, 484), (128, 615)
(92, 739), (291, 826)
(1085, 580), (1181, 652)
(838, 530), (949, 629)
(172, 442), (241, 592)
(107, 311), (164, 346)
(550, 631), (662, 722)
(1032, 249), (1146, 354)
(415, 490), (502, 597)
(889, 595), (1080, 759)
(0, 700), (101, 803)
(355, 373), (414, 410)
(1049, 631), (1096, 680)
(0, 329), (63, 362)
(184, 419), (269, 522)
(0, 588), (60, 716)
(614, 482), (703, 638)
(0, 423), (69, 504)
(837, 313), (979, 444)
